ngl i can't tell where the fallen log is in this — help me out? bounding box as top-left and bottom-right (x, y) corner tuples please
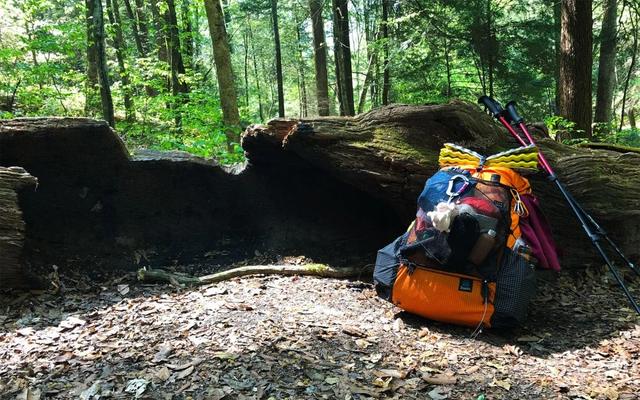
(137, 264), (371, 286)
(0, 166), (39, 288)
(242, 101), (640, 268)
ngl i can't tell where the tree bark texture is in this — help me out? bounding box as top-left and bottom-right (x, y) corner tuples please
(559, 0), (593, 138)
(205, 0), (241, 144)
(271, 0), (285, 118)
(594, 0), (618, 128)
(309, 0), (330, 116)
(0, 167), (38, 288)
(332, 0), (355, 116)
(242, 102), (640, 269)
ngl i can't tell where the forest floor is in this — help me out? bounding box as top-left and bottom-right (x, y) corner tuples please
(0, 260), (639, 400)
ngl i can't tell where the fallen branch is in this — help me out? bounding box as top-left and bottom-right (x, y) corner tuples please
(137, 264), (371, 286)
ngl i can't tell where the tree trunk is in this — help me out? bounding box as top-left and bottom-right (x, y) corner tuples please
(594, 0), (618, 131)
(165, 0), (189, 128)
(181, 0), (195, 70)
(85, 0), (100, 117)
(332, 0), (355, 116)
(559, 0), (593, 138)
(309, 0), (330, 116)
(618, 11), (638, 132)
(204, 0), (241, 145)
(629, 108), (637, 129)
(0, 167), (39, 289)
(106, 0), (134, 121)
(242, 102), (640, 268)
(553, 0), (561, 114)
(357, 52), (376, 114)
(122, 0), (146, 56)
(149, 0), (169, 65)
(295, 19), (308, 118)
(381, 0), (390, 105)
(248, 17), (265, 121)
(86, 0), (115, 127)
(271, 0), (285, 118)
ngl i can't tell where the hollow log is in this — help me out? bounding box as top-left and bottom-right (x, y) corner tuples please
(0, 166), (38, 288)
(242, 101), (640, 269)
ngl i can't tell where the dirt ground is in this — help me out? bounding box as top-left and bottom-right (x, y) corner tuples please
(1, 263), (639, 399)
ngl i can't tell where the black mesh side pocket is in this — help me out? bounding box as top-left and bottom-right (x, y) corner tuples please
(491, 248), (537, 328)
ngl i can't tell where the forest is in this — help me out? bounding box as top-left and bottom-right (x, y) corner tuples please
(1, 0), (639, 163)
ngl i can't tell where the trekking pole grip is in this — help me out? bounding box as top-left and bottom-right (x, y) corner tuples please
(478, 96), (504, 118)
(505, 101), (524, 124)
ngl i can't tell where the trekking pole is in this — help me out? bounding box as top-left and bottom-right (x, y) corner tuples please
(478, 96), (640, 315)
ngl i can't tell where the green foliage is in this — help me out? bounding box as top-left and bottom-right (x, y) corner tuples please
(0, 0), (639, 162)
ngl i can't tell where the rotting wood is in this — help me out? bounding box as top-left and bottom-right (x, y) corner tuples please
(0, 166), (38, 288)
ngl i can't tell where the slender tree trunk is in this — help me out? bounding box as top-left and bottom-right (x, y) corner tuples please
(309, 0), (330, 116)
(357, 52), (375, 114)
(86, 0), (115, 127)
(243, 28), (250, 107)
(594, 0), (618, 132)
(133, 0), (150, 52)
(248, 17), (264, 121)
(332, 0), (355, 115)
(181, 0), (195, 69)
(629, 108), (637, 129)
(85, 0), (100, 117)
(618, 12), (638, 132)
(559, 0), (593, 138)
(296, 21), (309, 118)
(122, 0), (145, 56)
(271, 0), (285, 117)
(165, 0), (189, 128)
(106, 0), (134, 121)
(204, 0), (241, 145)
(444, 37), (452, 98)
(553, 0), (561, 114)
(381, 0), (390, 105)
(149, 0), (169, 64)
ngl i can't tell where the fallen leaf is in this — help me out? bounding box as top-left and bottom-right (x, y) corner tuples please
(422, 374), (457, 385)
(124, 379), (149, 398)
(155, 367), (171, 382)
(491, 379), (511, 390)
(374, 369), (406, 379)
(175, 365), (194, 380)
(153, 345), (173, 363)
(117, 284), (130, 295)
(324, 376), (340, 385)
(428, 387), (449, 400)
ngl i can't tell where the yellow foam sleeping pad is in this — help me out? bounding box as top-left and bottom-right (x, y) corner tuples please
(439, 143), (539, 171)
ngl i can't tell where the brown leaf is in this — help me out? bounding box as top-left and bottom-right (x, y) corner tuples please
(175, 365), (195, 380)
(422, 374), (457, 385)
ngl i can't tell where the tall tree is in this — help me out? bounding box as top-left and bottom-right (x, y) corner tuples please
(594, 0), (618, 131)
(165, 0), (189, 127)
(332, 0), (355, 116)
(105, 0), (134, 121)
(271, 0), (285, 117)
(381, 0), (390, 105)
(559, 0), (593, 138)
(86, 0), (115, 127)
(309, 0), (330, 116)
(204, 0), (241, 145)
(122, 0), (147, 56)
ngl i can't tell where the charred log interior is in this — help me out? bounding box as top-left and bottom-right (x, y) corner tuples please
(1, 102), (639, 287)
